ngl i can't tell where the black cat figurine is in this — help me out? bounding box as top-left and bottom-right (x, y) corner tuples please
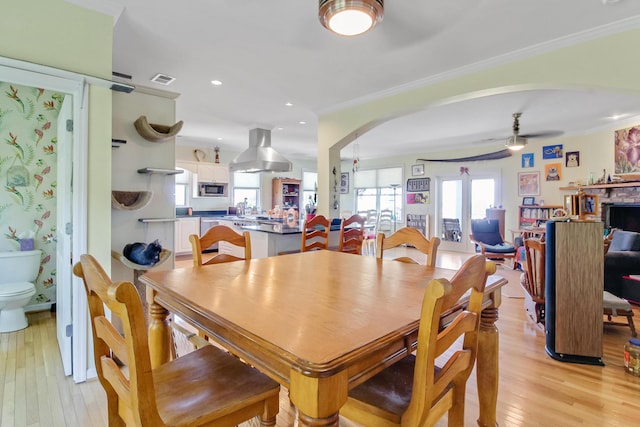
(123, 239), (162, 266)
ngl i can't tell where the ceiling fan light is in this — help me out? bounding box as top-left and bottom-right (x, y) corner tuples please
(506, 135), (527, 151)
(319, 0), (384, 36)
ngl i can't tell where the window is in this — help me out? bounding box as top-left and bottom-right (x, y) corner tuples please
(175, 167), (189, 206)
(302, 171), (317, 211)
(233, 172), (260, 210)
(354, 167), (403, 223)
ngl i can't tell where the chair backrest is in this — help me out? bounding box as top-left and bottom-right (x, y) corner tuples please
(377, 209), (394, 235)
(470, 219), (504, 245)
(73, 254), (163, 426)
(403, 255), (495, 426)
(339, 214), (365, 254)
(189, 225), (251, 266)
(523, 238), (546, 301)
(376, 227), (441, 267)
(301, 214), (331, 252)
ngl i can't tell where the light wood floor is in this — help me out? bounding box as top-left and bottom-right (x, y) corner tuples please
(2, 251), (640, 426)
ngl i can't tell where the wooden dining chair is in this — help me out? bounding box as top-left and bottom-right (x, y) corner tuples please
(301, 214), (331, 252)
(189, 224), (251, 266)
(359, 210), (378, 255)
(341, 255), (495, 427)
(338, 214), (366, 254)
(376, 226), (441, 267)
(522, 238), (546, 326)
(73, 254), (280, 427)
(377, 208), (394, 236)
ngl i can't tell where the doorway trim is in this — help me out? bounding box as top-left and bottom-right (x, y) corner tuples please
(0, 57), (90, 382)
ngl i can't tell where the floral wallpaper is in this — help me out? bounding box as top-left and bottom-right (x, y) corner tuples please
(0, 82), (62, 306)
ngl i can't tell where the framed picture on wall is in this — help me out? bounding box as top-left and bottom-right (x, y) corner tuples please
(518, 171), (540, 196)
(521, 153), (534, 168)
(411, 164), (425, 176)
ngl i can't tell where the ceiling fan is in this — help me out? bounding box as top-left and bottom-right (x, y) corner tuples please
(478, 112), (563, 151)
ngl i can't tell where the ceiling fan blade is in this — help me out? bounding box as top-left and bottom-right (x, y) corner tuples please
(519, 130), (564, 139)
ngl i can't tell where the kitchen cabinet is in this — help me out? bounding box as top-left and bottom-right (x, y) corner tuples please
(272, 178), (301, 210)
(175, 217), (200, 254)
(197, 163), (229, 183)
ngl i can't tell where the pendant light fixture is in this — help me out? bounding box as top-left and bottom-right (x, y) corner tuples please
(319, 0), (384, 37)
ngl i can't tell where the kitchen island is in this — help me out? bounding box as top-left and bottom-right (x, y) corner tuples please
(215, 217), (342, 258)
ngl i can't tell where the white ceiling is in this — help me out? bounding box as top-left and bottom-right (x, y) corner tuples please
(94, 0), (640, 161)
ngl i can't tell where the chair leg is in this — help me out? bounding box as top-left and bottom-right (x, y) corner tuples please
(628, 314), (637, 338)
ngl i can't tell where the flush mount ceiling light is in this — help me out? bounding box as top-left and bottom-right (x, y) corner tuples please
(505, 135), (527, 151)
(319, 0), (384, 36)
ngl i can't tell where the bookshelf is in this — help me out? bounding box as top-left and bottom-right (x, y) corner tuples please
(519, 205), (562, 228)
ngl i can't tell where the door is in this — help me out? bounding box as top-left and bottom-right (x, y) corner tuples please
(56, 97), (73, 375)
(437, 172), (499, 253)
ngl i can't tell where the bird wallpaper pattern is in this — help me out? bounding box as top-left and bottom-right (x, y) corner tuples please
(0, 81), (61, 306)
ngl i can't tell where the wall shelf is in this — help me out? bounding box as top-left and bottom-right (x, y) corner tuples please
(138, 218), (177, 223)
(137, 167), (184, 175)
(560, 182), (640, 191)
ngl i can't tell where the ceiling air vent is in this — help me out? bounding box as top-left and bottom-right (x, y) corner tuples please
(150, 73), (176, 85)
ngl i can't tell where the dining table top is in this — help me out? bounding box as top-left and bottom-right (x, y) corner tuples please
(141, 250), (506, 376)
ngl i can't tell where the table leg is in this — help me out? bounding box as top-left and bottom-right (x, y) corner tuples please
(290, 370), (348, 427)
(477, 305), (499, 427)
(147, 289), (171, 368)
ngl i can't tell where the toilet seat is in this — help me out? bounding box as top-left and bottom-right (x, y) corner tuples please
(0, 282), (36, 297)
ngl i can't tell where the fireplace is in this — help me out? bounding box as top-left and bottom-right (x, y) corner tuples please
(603, 203), (640, 232)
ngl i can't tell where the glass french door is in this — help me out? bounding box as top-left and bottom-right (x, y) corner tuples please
(437, 173), (499, 252)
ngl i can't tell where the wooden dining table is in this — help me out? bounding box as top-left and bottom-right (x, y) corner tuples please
(140, 250), (507, 427)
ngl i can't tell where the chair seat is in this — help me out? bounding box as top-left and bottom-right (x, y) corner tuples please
(477, 242), (515, 254)
(603, 291), (632, 314)
(154, 344), (279, 426)
(348, 354), (448, 422)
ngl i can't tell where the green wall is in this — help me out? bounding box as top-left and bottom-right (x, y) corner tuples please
(0, 0), (114, 266)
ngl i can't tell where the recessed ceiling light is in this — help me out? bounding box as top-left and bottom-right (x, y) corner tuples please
(211, 80), (223, 86)
(299, 121), (306, 125)
(276, 127), (284, 131)
(217, 137), (223, 140)
(285, 102), (293, 107)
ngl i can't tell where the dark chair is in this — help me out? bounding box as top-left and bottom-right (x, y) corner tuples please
(301, 214), (331, 252)
(189, 224), (251, 266)
(338, 214), (365, 254)
(340, 255), (496, 426)
(73, 254), (279, 427)
(470, 218), (517, 269)
(376, 227), (441, 267)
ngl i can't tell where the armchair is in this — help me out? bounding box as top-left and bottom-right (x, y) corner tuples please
(470, 219), (517, 269)
(604, 229), (640, 303)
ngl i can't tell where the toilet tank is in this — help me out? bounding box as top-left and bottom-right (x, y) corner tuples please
(0, 250), (41, 283)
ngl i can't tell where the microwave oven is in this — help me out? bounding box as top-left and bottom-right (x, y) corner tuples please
(198, 182), (227, 197)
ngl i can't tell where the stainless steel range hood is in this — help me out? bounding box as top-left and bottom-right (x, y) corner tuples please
(229, 128), (293, 173)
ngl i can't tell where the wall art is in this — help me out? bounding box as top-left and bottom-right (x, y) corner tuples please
(542, 144), (563, 159)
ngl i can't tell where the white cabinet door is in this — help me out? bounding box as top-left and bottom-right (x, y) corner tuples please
(175, 217), (200, 254)
(197, 163), (229, 183)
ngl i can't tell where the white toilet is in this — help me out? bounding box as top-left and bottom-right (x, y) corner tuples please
(0, 250), (40, 333)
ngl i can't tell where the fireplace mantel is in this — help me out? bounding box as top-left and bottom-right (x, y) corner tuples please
(559, 182), (640, 191)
